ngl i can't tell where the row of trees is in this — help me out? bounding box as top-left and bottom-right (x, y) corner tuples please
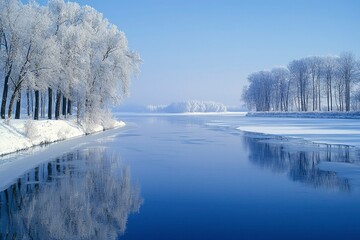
(242, 53), (359, 112)
(0, 0), (140, 124)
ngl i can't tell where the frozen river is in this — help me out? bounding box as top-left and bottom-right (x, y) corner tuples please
(1, 114), (360, 239)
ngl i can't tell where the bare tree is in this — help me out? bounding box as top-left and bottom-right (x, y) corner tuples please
(323, 56), (338, 111)
(242, 54), (358, 113)
(243, 71), (274, 111)
(271, 67), (290, 111)
(306, 56), (323, 111)
(338, 52), (358, 111)
(288, 59), (309, 111)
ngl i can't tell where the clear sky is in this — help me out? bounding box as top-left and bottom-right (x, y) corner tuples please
(39, 0), (360, 106)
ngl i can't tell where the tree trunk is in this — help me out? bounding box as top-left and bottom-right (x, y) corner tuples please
(8, 91), (18, 119)
(285, 81), (291, 112)
(345, 79), (350, 111)
(34, 90), (39, 120)
(27, 87), (31, 117)
(318, 76), (321, 111)
(30, 88), (34, 115)
(67, 99), (72, 115)
(312, 76), (315, 111)
(62, 96), (67, 117)
(55, 90), (61, 120)
(329, 79), (333, 111)
(77, 99), (81, 123)
(15, 90), (21, 119)
(1, 67), (11, 119)
(41, 92), (46, 118)
(327, 84), (330, 112)
(48, 87), (53, 119)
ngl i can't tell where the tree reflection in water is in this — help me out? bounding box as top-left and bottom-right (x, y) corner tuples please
(0, 148), (143, 240)
(244, 136), (357, 192)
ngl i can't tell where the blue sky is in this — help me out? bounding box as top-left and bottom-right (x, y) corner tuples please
(39, 0), (360, 106)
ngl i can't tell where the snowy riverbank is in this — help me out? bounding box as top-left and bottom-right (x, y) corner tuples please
(0, 118), (125, 156)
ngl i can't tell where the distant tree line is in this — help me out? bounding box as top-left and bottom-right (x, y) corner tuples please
(242, 53), (360, 112)
(147, 100), (227, 113)
(0, 0), (140, 124)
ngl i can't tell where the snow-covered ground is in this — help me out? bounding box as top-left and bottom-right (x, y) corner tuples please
(0, 118), (125, 156)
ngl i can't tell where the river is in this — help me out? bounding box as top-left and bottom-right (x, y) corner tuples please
(1, 114), (360, 239)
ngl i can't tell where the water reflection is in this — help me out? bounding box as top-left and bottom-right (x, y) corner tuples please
(244, 136), (355, 192)
(0, 148), (143, 240)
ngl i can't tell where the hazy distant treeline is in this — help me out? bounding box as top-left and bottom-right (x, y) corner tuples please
(147, 100), (227, 113)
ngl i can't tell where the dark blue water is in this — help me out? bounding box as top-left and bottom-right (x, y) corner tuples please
(1, 115), (360, 240)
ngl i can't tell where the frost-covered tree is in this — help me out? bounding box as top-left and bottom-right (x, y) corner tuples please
(147, 100), (227, 113)
(26, 3), (58, 120)
(288, 59), (310, 112)
(337, 52), (359, 111)
(322, 56), (338, 111)
(78, 5), (140, 126)
(0, 1), (57, 119)
(305, 56), (323, 111)
(242, 53), (359, 112)
(48, 0), (86, 120)
(0, 0), (23, 119)
(0, 0), (140, 123)
(46, 1), (140, 124)
(244, 71), (274, 111)
(271, 67), (290, 111)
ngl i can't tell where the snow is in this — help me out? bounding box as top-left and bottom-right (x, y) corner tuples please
(0, 119), (125, 156)
(0, 122), (32, 155)
(237, 117), (360, 147)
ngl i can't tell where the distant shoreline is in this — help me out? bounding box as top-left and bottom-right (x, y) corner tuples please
(246, 111), (360, 119)
(113, 111), (247, 116)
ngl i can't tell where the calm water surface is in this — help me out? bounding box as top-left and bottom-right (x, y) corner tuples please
(1, 115), (360, 240)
